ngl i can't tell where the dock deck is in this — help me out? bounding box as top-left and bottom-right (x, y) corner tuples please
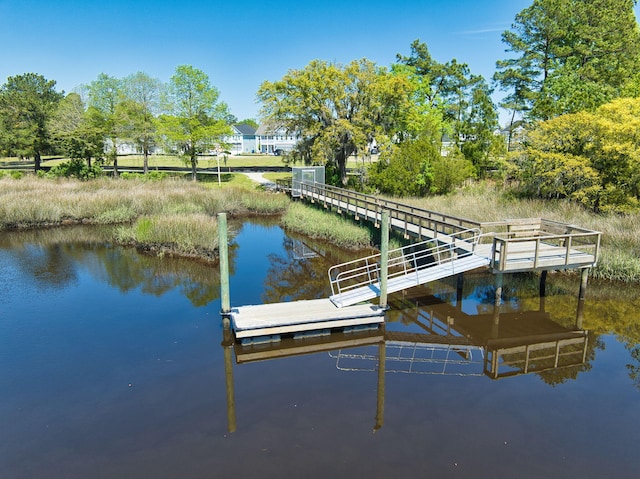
(230, 298), (385, 341)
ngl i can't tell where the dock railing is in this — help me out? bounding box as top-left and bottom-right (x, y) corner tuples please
(484, 218), (601, 272)
(328, 228), (482, 298)
(276, 181), (602, 273)
(298, 182), (482, 239)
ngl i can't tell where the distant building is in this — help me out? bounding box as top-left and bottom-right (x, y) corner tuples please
(255, 123), (299, 155)
(225, 124), (257, 154)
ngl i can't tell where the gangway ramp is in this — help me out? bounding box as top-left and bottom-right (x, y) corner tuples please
(329, 229), (490, 308)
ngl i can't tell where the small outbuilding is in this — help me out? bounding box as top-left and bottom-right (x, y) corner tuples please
(291, 166), (325, 197)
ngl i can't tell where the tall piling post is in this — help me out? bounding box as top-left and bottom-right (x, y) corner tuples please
(222, 326), (236, 433)
(218, 212), (231, 316)
(379, 210), (390, 310)
(374, 338), (386, 433)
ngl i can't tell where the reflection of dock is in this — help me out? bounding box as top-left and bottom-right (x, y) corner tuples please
(234, 328), (383, 363)
(222, 291), (591, 433)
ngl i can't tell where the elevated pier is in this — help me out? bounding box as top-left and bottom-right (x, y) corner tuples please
(222, 179), (601, 342)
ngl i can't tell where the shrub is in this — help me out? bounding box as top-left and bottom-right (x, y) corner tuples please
(48, 159), (103, 180)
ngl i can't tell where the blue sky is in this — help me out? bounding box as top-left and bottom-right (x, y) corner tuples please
(1, 1), (638, 125)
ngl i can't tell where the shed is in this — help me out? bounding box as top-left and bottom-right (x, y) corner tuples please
(291, 166), (325, 198)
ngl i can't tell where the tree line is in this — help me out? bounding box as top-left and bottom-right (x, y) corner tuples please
(2, 0), (639, 212)
(0, 66), (236, 181)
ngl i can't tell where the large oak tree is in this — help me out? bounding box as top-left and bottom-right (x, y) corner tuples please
(257, 59), (412, 185)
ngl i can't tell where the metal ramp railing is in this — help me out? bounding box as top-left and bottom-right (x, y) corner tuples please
(328, 228), (490, 308)
(328, 342), (485, 376)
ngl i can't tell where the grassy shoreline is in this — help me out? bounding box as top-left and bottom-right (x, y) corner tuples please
(1, 176), (639, 282)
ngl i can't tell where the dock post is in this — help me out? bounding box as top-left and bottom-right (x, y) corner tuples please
(539, 270), (548, 312)
(218, 212), (231, 315)
(374, 339), (386, 433)
(578, 268), (589, 301)
(379, 210), (390, 309)
(492, 273), (503, 338)
(539, 270), (547, 297)
(222, 325), (236, 433)
(456, 273), (464, 310)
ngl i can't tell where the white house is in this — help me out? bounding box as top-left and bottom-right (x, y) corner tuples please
(225, 124), (257, 155)
(255, 123), (299, 155)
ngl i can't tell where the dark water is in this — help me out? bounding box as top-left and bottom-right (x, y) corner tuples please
(1, 222), (639, 478)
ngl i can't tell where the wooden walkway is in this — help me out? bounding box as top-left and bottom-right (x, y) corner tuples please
(228, 181), (601, 341)
(285, 181), (601, 274)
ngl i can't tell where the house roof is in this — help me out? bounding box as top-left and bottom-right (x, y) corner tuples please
(233, 124), (257, 136)
(255, 122), (290, 135)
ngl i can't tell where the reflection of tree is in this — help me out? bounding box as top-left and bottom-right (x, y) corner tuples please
(0, 225), (236, 307)
(262, 238), (332, 303)
(627, 345), (640, 391)
(10, 243), (78, 289)
(261, 234), (367, 304)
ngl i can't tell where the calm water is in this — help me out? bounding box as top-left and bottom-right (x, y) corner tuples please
(1, 222), (639, 478)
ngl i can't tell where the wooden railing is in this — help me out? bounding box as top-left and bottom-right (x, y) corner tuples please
(277, 181), (602, 272)
(298, 182), (482, 239)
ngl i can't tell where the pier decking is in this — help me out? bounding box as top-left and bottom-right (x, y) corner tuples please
(230, 298), (385, 343)
(225, 180), (601, 341)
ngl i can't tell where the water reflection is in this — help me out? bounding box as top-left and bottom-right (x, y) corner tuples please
(224, 285), (592, 433)
(0, 225), (230, 306)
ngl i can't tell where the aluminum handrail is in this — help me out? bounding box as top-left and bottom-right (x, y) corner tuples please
(329, 228), (482, 297)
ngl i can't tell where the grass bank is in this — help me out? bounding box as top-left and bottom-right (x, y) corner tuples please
(0, 176), (289, 259)
(281, 202), (371, 250)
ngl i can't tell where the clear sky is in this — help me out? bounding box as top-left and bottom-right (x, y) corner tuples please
(1, 1), (638, 125)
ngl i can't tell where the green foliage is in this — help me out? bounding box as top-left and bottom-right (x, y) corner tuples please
(367, 132), (473, 196)
(495, 0), (640, 121)
(513, 98), (640, 212)
(158, 65), (232, 181)
(281, 202), (371, 249)
(396, 40), (499, 176)
(87, 73), (123, 171)
(47, 159), (103, 180)
(120, 171), (169, 181)
(0, 73), (63, 170)
(258, 58), (413, 185)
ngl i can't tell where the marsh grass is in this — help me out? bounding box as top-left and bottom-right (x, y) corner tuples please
(0, 176), (289, 230)
(399, 182), (640, 282)
(116, 214), (219, 259)
(282, 202), (371, 250)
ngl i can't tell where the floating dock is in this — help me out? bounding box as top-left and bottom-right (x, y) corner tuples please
(230, 298), (385, 343)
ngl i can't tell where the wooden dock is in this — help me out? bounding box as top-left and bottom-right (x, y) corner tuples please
(225, 181), (601, 342)
(230, 298), (385, 343)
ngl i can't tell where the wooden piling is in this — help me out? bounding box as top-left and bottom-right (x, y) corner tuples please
(578, 268), (589, 301)
(374, 339), (386, 433)
(218, 212), (231, 315)
(379, 210), (390, 310)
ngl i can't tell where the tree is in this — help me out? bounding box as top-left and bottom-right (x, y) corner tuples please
(495, 0), (640, 121)
(158, 65), (232, 181)
(368, 125), (474, 196)
(513, 97), (640, 212)
(49, 92), (104, 171)
(237, 118), (259, 129)
(120, 72), (162, 174)
(397, 40), (500, 176)
(257, 58), (412, 185)
(86, 74), (124, 176)
(0, 73), (63, 171)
